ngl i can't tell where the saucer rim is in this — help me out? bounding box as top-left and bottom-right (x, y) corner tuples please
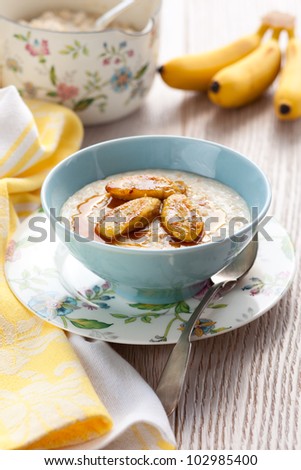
(4, 214), (296, 345)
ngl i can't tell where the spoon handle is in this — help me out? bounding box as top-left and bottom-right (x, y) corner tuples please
(95, 0), (137, 30)
(156, 280), (229, 416)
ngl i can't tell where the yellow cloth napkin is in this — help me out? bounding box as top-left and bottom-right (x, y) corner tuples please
(0, 86), (113, 449)
(0, 86), (176, 450)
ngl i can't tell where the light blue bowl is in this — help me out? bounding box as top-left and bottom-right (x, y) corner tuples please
(41, 136), (271, 303)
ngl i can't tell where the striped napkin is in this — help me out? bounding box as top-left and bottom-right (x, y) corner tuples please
(0, 85), (175, 450)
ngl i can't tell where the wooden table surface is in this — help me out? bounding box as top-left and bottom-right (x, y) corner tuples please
(84, 0), (301, 450)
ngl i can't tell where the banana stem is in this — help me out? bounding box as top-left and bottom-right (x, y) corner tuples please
(287, 28), (295, 39)
(256, 23), (269, 37)
(271, 29), (282, 40)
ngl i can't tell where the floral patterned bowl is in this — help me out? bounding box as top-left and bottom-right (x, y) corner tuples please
(0, 0), (161, 125)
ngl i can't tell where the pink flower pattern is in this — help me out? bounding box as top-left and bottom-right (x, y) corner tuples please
(13, 34), (151, 113)
(193, 279), (212, 299)
(56, 83), (79, 101)
(5, 240), (20, 262)
(25, 39), (49, 57)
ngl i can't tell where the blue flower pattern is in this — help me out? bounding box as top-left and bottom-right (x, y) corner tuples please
(28, 283), (114, 324)
(110, 66), (133, 92)
(242, 277), (265, 296)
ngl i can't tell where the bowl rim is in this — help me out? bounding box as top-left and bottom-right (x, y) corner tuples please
(0, 13), (156, 37)
(41, 135), (272, 255)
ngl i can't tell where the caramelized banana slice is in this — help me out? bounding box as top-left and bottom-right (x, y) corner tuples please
(161, 194), (204, 242)
(105, 174), (186, 200)
(96, 197), (161, 240)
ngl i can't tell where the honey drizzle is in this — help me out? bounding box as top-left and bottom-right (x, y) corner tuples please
(72, 193), (207, 248)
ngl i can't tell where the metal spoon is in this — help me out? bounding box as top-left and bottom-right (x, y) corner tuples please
(95, 0), (141, 30)
(156, 233), (259, 416)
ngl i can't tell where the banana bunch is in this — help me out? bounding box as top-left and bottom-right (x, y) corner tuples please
(158, 24), (268, 92)
(159, 12), (301, 120)
(207, 30), (281, 108)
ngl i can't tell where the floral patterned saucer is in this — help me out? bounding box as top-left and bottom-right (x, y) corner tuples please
(5, 213), (295, 345)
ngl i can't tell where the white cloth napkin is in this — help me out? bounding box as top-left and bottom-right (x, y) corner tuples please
(69, 335), (176, 450)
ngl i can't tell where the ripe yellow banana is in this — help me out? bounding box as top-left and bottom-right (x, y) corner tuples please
(158, 25), (267, 91)
(274, 34), (301, 120)
(208, 31), (281, 108)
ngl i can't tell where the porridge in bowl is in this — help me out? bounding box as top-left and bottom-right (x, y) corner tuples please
(61, 169), (250, 249)
(19, 8), (135, 32)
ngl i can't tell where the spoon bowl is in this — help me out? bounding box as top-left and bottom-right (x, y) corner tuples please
(156, 233), (259, 416)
